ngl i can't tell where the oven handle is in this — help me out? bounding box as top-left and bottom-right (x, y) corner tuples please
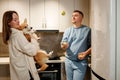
(38, 70), (58, 73)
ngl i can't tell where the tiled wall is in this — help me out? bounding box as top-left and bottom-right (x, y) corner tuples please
(0, 64), (10, 80)
(0, 33), (9, 57)
(35, 30), (65, 59)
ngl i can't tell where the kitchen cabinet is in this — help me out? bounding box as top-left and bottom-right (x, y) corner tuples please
(30, 0), (59, 30)
(0, 58), (66, 80)
(29, 0), (89, 32)
(29, 0), (75, 31)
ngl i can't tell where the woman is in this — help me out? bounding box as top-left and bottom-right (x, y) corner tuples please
(2, 10), (40, 80)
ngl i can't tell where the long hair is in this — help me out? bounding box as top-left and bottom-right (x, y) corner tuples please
(2, 11), (18, 44)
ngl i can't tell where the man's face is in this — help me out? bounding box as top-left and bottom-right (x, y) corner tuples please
(72, 12), (83, 24)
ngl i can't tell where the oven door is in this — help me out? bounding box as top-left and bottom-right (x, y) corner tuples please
(38, 70), (58, 80)
(36, 62), (61, 80)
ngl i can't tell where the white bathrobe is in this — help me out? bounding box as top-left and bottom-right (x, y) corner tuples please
(8, 28), (40, 80)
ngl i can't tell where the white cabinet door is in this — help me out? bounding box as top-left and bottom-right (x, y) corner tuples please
(45, 0), (59, 30)
(30, 0), (59, 30)
(29, 0), (44, 29)
(0, 0), (29, 32)
(30, 0), (75, 31)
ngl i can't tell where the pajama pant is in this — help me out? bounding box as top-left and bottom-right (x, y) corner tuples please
(65, 58), (87, 80)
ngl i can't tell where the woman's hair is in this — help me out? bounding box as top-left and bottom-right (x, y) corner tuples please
(2, 10), (18, 44)
(73, 10), (84, 18)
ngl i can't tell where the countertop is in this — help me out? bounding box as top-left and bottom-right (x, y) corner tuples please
(0, 57), (9, 64)
(0, 57), (65, 64)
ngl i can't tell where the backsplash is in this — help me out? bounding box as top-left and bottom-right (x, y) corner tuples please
(0, 31), (65, 58)
(0, 33), (9, 57)
(35, 30), (65, 59)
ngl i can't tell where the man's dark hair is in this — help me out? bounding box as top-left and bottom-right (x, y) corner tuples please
(73, 10), (84, 18)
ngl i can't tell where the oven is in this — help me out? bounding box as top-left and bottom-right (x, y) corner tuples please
(38, 70), (58, 80)
(36, 62), (61, 80)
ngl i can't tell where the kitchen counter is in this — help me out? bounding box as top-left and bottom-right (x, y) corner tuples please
(0, 57), (65, 64)
(0, 57), (9, 64)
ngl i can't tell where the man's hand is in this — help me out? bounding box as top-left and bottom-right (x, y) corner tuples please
(61, 42), (69, 50)
(78, 52), (87, 60)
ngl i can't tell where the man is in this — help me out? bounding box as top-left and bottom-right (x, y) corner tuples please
(61, 10), (91, 80)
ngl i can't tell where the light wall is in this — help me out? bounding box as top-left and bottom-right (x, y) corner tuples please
(90, 0), (120, 80)
(117, 0), (120, 79)
(90, 0), (111, 79)
(0, 0), (29, 32)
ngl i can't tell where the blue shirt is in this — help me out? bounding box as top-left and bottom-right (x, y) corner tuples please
(61, 25), (91, 61)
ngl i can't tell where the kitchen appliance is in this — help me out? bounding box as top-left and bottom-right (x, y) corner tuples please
(36, 62), (62, 80)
